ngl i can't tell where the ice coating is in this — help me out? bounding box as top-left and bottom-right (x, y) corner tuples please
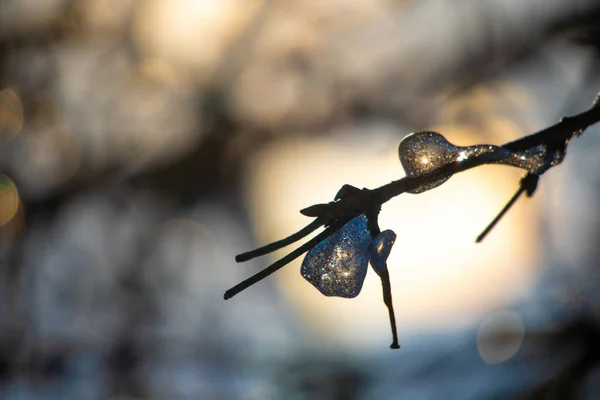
(399, 131), (546, 193)
(399, 131), (456, 193)
(368, 230), (397, 276)
(301, 214), (372, 298)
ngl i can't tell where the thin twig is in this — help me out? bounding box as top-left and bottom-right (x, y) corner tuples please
(235, 218), (325, 262)
(224, 219), (348, 299)
(379, 268), (400, 349)
(476, 186), (526, 243)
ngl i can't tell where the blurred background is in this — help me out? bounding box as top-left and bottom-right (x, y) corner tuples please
(1, 0), (600, 399)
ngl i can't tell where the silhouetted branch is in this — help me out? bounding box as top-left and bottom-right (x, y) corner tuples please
(225, 91), (600, 349)
(476, 173), (539, 242)
(224, 220), (348, 299)
(227, 91), (600, 298)
(235, 217), (325, 262)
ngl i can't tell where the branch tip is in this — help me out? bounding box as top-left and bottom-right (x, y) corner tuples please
(476, 186), (526, 243)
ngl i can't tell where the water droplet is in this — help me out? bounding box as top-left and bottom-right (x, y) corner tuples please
(301, 214), (371, 298)
(368, 230), (397, 276)
(398, 131), (458, 193)
(399, 131), (546, 193)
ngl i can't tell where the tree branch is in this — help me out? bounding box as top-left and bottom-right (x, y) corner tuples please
(225, 91), (600, 301)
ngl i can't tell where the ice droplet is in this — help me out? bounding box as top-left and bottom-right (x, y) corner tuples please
(399, 131), (457, 193)
(399, 131), (546, 193)
(301, 214), (371, 298)
(368, 230), (397, 276)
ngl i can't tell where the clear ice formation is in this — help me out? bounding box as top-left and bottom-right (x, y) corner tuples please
(368, 230), (397, 276)
(301, 214), (372, 298)
(399, 131), (546, 193)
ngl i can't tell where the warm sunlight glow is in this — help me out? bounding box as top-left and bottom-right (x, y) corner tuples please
(245, 123), (540, 351)
(134, 0), (262, 85)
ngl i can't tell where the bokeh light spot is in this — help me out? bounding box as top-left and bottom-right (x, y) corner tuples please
(0, 174), (19, 228)
(477, 310), (525, 364)
(0, 88), (24, 142)
(0, 174), (24, 240)
(134, 0), (262, 85)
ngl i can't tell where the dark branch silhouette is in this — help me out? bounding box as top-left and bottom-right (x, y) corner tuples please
(224, 220), (349, 300)
(225, 91), (600, 349)
(235, 218), (325, 262)
(476, 173), (539, 243)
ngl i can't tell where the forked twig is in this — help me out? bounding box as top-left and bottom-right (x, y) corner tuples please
(476, 173), (539, 243)
(224, 219), (348, 299)
(225, 91), (600, 349)
(235, 217), (325, 262)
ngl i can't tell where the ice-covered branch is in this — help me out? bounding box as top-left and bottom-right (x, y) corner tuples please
(225, 91), (600, 349)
